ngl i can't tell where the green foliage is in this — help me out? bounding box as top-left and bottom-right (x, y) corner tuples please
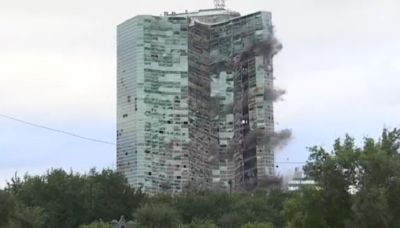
(283, 187), (329, 228)
(85, 169), (144, 222)
(180, 219), (219, 228)
(0, 128), (399, 228)
(171, 190), (287, 228)
(134, 203), (181, 228)
(8, 203), (47, 228)
(5, 168), (144, 228)
(0, 190), (15, 227)
(240, 222), (274, 228)
(174, 192), (233, 224)
(285, 128), (400, 228)
(79, 220), (111, 228)
(346, 128), (400, 228)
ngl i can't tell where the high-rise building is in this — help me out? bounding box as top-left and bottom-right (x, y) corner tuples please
(117, 6), (280, 193)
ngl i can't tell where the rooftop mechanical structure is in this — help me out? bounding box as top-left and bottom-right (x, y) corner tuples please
(214, 0), (226, 9)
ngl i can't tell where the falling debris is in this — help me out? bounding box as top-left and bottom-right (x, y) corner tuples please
(243, 128), (264, 146)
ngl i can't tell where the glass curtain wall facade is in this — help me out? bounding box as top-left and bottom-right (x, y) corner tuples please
(117, 9), (277, 193)
(117, 16), (190, 193)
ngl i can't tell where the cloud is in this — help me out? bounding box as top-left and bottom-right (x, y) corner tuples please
(0, 51), (115, 120)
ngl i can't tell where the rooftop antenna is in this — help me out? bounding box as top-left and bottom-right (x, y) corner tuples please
(214, 0), (226, 9)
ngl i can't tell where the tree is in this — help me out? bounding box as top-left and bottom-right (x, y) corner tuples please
(181, 219), (219, 228)
(347, 129), (400, 227)
(174, 192), (234, 224)
(0, 190), (15, 227)
(134, 203), (181, 228)
(284, 135), (359, 227)
(6, 168), (144, 228)
(79, 220), (111, 228)
(85, 168), (145, 222)
(2, 128), (397, 228)
(8, 203), (47, 228)
(240, 222), (274, 228)
(217, 191), (285, 228)
(284, 187), (330, 228)
(284, 128), (400, 228)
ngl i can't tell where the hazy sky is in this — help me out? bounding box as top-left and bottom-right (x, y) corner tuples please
(1, 0), (399, 187)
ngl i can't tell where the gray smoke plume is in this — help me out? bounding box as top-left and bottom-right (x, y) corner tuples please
(239, 37), (283, 63)
(247, 87), (286, 102)
(244, 129), (292, 151)
(253, 37), (283, 57)
(244, 128), (264, 147)
(264, 87), (286, 102)
(266, 129), (293, 151)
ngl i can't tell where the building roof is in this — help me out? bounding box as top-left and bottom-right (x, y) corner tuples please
(165, 8), (239, 17)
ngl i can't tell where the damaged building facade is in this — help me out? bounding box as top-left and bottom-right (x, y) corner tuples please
(117, 7), (281, 193)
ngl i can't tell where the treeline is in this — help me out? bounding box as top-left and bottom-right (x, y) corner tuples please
(0, 169), (143, 228)
(0, 128), (399, 228)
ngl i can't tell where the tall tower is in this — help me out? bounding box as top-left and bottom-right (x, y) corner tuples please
(117, 8), (280, 193)
(117, 15), (191, 194)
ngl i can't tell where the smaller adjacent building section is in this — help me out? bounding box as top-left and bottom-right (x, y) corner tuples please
(286, 167), (316, 191)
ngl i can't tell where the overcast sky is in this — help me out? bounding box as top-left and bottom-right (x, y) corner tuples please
(1, 0), (399, 187)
